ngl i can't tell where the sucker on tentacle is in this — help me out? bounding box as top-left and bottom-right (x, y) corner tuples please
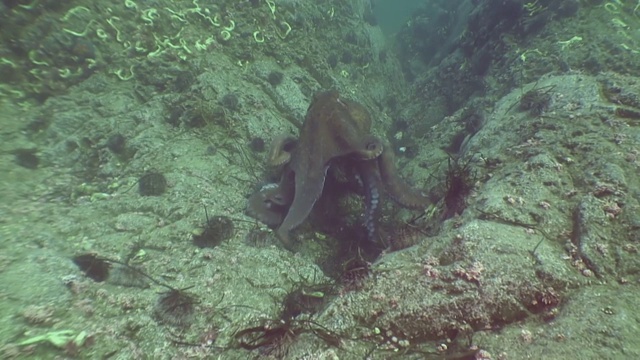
(363, 178), (380, 241)
(356, 160), (381, 242)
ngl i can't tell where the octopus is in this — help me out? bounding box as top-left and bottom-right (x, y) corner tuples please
(247, 90), (429, 250)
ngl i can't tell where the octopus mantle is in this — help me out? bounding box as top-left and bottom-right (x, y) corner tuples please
(247, 90), (429, 249)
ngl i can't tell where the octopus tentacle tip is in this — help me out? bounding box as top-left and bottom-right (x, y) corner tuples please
(267, 134), (296, 167)
(246, 185), (288, 226)
(276, 228), (294, 251)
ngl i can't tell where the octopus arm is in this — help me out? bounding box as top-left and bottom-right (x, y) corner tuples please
(377, 142), (430, 209)
(276, 166), (329, 249)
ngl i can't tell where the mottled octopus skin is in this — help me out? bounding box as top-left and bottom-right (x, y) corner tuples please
(247, 90), (429, 250)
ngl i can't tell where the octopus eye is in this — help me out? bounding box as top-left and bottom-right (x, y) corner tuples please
(366, 142), (380, 151)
